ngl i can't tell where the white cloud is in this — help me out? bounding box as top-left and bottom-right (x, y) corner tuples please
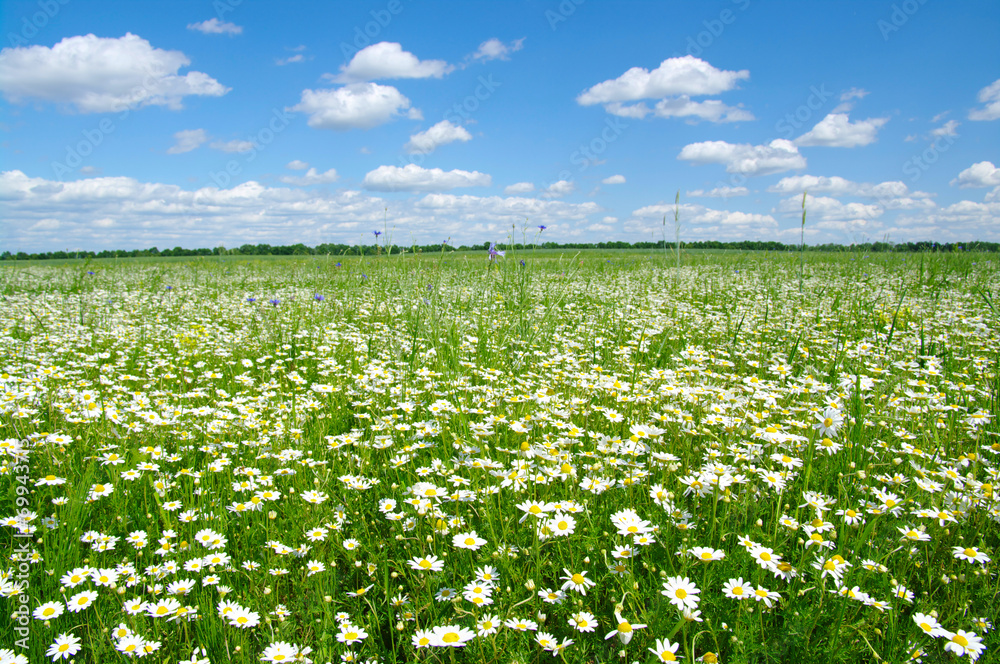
(167, 129), (207, 154)
(931, 120), (960, 137)
(210, 139), (254, 153)
(330, 42), (451, 83)
(542, 180), (576, 198)
(362, 164), (491, 192)
(414, 193), (599, 227)
(577, 56), (749, 105)
(628, 201), (777, 238)
(602, 175), (626, 185)
(4, 170), (601, 251)
(769, 175), (934, 209)
(504, 182), (535, 195)
(969, 78), (1000, 121)
(187, 19), (242, 35)
(288, 83), (419, 130)
(286, 160), (310, 171)
(951, 161), (1000, 188)
(831, 87), (869, 113)
(777, 194), (885, 223)
(0, 33), (229, 113)
(471, 38), (525, 61)
(279, 168), (339, 186)
(79, 166), (101, 175)
(678, 139), (805, 176)
(276, 54), (305, 66)
(404, 120), (472, 154)
(687, 186), (748, 198)
(606, 96), (753, 123)
(794, 113), (889, 147)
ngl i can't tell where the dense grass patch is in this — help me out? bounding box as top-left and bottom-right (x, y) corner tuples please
(1, 250), (998, 663)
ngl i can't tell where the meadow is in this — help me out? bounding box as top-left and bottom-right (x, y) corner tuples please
(1, 249), (998, 664)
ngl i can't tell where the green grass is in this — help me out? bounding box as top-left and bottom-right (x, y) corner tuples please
(1, 251), (998, 664)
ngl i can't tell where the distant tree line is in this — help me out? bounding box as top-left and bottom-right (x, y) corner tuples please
(3, 240), (999, 261)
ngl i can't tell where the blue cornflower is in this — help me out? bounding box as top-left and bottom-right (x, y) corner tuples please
(313, 294), (325, 302)
(488, 242), (505, 261)
(269, 298), (280, 307)
(247, 297), (256, 304)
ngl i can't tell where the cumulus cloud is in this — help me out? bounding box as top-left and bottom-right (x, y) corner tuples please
(288, 82), (419, 130)
(951, 161), (1000, 188)
(769, 175), (935, 209)
(279, 168), (339, 186)
(0, 33), (229, 113)
(931, 120), (960, 137)
(362, 164), (491, 192)
(404, 120), (472, 154)
(628, 201), (777, 239)
(678, 139), (806, 176)
(606, 96), (753, 123)
(578, 56), (748, 105)
(504, 182), (535, 195)
(276, 54), (305, 66)
(210, 139), (254, 153)
(602, 175), (626, 185)
(187, 19), (242, 35)
(777, 194), (885, 223)
(969, 78), (1000, 121)
(414, 192), (599, 227)
(2, 170), (604, 251)
(542, 180), (576, 198)
(286, 160), (310, 171)
(578, 56), (751, 124)
(330, 42), (451, 83)
(167, 129), (208, 154)
(794, 113), (889, 147)
(686, 186), (748, 198)
(471, 38), (525, 61)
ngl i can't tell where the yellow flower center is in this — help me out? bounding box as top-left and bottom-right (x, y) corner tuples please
(953, 635), (969, 647)
(964, 548), (976, 558)
(701, 552), (713, 560)
(442, 633), (459, 643)
(732, 586), (743, 595)
(618, 622), (632, 633)
(675, 588), (687, 599)
(419, 560), (432, 569)
(760, 552), (771, 561)
(572, 574), (585, 585)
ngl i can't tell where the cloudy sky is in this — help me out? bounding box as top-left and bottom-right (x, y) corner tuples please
(2, 0), (999, 252)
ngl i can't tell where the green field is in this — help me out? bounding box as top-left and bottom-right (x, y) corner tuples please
(1, 251), (998, 663)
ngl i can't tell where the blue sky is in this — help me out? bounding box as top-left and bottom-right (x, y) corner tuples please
(2, 0), (999, 252)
